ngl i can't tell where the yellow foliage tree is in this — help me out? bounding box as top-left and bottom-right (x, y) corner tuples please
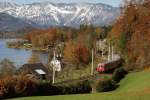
(63, 41), (77, 64)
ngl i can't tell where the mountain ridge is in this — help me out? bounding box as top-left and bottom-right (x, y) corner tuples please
(0, 13), (35, 32)
(0, 2), (120, 30)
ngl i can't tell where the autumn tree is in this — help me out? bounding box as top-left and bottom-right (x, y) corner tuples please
(109, 0), (150, 70)
(74, 42), (90, 65)
(25, 28), (58, 47)
(0, 59), (16, 77)
(63, 41), (90, 68)
(28, 53), (40, 64)
(63, 41), (76, 64)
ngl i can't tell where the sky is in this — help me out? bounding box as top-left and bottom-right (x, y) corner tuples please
(1, 0), (123, 7)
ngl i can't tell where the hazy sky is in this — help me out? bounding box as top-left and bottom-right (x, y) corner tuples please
(1, 0), (123, 7)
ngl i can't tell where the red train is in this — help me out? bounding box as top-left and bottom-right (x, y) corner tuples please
(96, 58), (123, 73)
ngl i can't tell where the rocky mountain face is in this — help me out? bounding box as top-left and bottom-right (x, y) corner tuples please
(0, 2), (120, 30)
(0, 13), (34, 32)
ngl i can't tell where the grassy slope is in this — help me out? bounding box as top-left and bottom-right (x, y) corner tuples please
(8, 70), (150, 100)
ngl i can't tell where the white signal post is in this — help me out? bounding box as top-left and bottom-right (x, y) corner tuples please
(108, 42), (111, 61)
(91, 48), (94, 76)
(111, 45), (114, 60)
(52, 50), (56, 84)
(101, 40), (104, 58)
(52, 67), (55, 84)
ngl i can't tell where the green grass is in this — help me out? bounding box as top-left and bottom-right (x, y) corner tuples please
(8, 70), (150, 100)
(116, 70), (150, 92)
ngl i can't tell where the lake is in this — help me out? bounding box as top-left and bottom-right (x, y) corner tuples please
(0, 39), (49, 68)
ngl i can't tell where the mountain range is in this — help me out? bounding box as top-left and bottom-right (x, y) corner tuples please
(0, 2), (120, 31)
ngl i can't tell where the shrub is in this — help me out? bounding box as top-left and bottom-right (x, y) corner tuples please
(77, 80), (92, 93)
(61, 80), (92, 94)
(14, 76), (37, 97)
(0, 77), (15, 99)
(0, 80), (8, 98)
(96, 79), (117, 92)
(0, 77), (92, 99)
(36, 81), (62, 96)
(112, 67), (128, 83)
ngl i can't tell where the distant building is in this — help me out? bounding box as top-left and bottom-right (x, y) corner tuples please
(18, 63), (51, 80)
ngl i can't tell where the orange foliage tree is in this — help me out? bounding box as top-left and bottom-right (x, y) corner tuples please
(25, 28), (58, 47)
(64, 41), (90, 67)
(74, 42), (90, 65)
(109, 0), (150, 70)
(63, 41), (76, 64)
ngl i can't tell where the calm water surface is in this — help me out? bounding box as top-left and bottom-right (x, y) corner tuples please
(0, 39), (49, 68)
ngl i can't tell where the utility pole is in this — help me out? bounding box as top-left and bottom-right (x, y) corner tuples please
(91, 48), (94, 76)
(52, 50), (56, 84)
(101, 40), (104, 58)
(111, 45), (114, 60)
(101, 46), (104, 58)
(52, 66), (55, 84)
(108, 42), (111, 61)
(99, 40), (101, 52)
(96, 41), (98, 52)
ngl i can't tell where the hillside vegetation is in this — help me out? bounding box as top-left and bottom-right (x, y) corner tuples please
(2, 0), (150, 99)
(109, 0), (150, 70)
(8, 70), (150, 100)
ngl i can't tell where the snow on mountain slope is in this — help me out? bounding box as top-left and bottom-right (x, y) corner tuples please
(0, 2), (120, 28)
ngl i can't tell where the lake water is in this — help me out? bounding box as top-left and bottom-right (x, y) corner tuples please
(0, 39), (49, 68)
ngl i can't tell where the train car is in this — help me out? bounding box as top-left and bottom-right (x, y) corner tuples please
(96, 58), (123, 73)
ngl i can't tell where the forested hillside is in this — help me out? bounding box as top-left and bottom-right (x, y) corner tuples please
(109, 0), (150, 70)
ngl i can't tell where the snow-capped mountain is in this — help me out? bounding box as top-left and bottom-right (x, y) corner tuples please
(0, 2), (120, 28)
(0, 13), (36, 32)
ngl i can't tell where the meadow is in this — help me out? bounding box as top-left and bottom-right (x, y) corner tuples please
(8, 70), (150, 100)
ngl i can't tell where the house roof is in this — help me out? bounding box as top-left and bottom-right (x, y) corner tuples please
(35, 69), (46, 75)
(19, 63), (49, 75)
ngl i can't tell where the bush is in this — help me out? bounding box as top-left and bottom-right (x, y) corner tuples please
(36, 81), (62, 96)
(0, 76), (92, 99)
(0, 77), (15, 99)
(0, 80), (8, 98)
(96, 79), (117, 92)
(77, 80), (92, 93)
(112, 67), (128, 83)
(61, 80), (92, 94)
(14, 76), (37, 97)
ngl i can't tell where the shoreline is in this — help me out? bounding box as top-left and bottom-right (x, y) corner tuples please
(7, 44), (49, 52)
(5, 38), (49, 52)
(4, 38), (64, 53)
